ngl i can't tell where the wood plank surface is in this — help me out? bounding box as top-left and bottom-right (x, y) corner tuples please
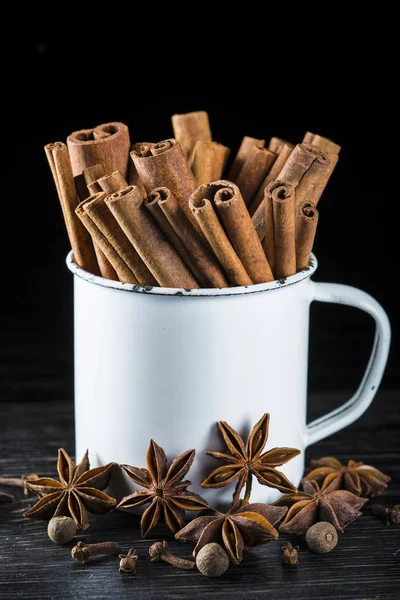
(0, 391), (399, 599)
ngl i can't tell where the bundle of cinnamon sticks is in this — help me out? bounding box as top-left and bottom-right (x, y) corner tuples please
(46, 113), (340, 288)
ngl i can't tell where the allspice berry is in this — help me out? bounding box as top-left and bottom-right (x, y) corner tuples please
(196, 543), (229, 577)
(47, 516), (77, 545)
(306, 521), (338, 553)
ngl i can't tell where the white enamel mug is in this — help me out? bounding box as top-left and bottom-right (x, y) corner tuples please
(67, 252), (391, 505)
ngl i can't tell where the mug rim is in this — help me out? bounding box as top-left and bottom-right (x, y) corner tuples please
(66, 250), (318, 297)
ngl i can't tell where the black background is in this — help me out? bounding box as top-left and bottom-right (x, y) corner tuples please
(2, 37), (397, 404)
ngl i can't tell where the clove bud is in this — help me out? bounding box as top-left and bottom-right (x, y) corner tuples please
(149, 541), (196, 570)
(370, 504), (400, 526)
(281, 541), (299, 565)
(119, 549), (139, 573)
(71, 541), (122, 564)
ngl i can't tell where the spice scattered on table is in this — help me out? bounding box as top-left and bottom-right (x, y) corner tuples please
(118, 440), (208, 537)
(275, 479), (368, 535)
(304, 456), (391, 497)
(370, 504), (400, 526)
(149, 541), (196, 570)
(176, 500), (287, 565)
(281, 541), (299, 565)
(0, 474), (38, 496)
(119, 549), (139, 573)
(305, 522), (338, 553)
(24, 448), (116, 529)
(195, 543), (230, 576)
(201, 412), (300, 503)
(47, 516), (77, 545)
(71, 541), (122, 564)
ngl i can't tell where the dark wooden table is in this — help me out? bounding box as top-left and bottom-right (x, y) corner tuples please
(0, 391), (399, 599)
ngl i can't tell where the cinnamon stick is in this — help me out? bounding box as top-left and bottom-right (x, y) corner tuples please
(302, 132), (341, 155)
(84, 194), (157, 286)
(105, 186), (199, 289)
(97, 171), (128, 194)
(84, 164), (105, 195)
(296, 201), (319, 271)
(76, 163), (117, 278)
(45, 142), (99, 274)
(267, 181), (296, 279)
(277, 144), (338, 206)
(252, 202), (266, 241)
(228, 136), (265, 181)
(268, 137), (294, 155)
(262, 183), (276, 274)
(127, 142), (154, 195)
(249, 143), (294, 217)
(190, 141), (230, 186)
(190, 195), (252, 286)
(144, 191), (195, 276)
(131, 139), (201, 234)
(171, 111), (212, 158)
(92, 246), (119, 281)
(190, 181), (274, 284)
(155, 187), (228, 288)
(75, 196), (138, 284)
(67, 122), (131, 179)
(235, 146), (276, 207)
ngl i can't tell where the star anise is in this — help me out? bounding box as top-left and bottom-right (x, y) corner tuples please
(176, 500), (288, 564)
(24, 449), (116, 529)
(201, 413), (300, 503)
(275, 479), (368, 535)
(304, 456), (391, 497)
(118, 440), (209, 537)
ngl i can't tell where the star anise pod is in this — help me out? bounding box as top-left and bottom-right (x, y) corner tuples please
(176, 500), (288, 564)
(275, 479), (368, 535)
(24, 449), (116, 529)
(201, 413), (300, 503)
(118, 440), (209, 537)
(304, 456), (391, 497)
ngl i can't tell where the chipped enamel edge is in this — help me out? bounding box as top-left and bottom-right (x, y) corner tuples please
(66, 251), (318, 297)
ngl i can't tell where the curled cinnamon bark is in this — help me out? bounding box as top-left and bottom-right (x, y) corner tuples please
(128, 142), (154, 195)
(267, 181), (296, 279)
(249, 143), (294, 218)
(45, 142), (99, 274)
(105, 186), (199, 288)
(85, 193), (157, 286)
(262, 184), (276, 274)
(190, 141), (230, 185)
(172, 111), (212, 158)
(302, 132), (341, 155)
(144, 191), (197, 278)
(97, 171), (128, 194)
(235, 146), (276, 207)
(67, 122), (131, 178)
(84, 164), (105, 195)
(131, 139), (200, 234)
(75, 196), (137, 283)
(190, 181), (273, 284)
(268, 137), (294, 155)
(156, 187), (228, 288)
(190, 195), (252, 286)
(228, 136), (265, 182)
(296, 201), (319, 270)
(278, 144), (338, 206)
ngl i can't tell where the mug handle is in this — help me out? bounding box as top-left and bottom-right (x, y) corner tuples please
(305, 281), (391, 447)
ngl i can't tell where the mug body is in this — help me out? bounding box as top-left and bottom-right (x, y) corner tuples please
(69, 253), (317, 505)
